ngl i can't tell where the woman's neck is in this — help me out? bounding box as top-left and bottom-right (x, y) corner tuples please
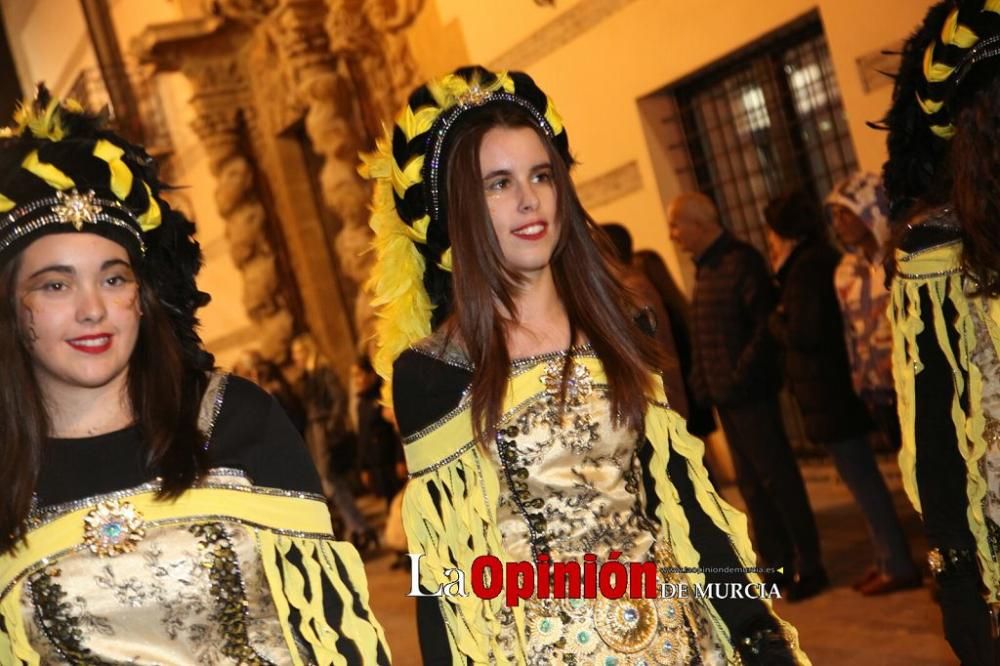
(505, 268), (572, 358)
(44, 373), (134, 438)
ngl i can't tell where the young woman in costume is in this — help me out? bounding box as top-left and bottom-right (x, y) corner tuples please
(0, 90), (390, 664)
(883, 1), (1000, 662)
(361, 66), (806, 665)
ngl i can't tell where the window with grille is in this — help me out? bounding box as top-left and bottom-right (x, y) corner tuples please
(662, 12), (858, 257)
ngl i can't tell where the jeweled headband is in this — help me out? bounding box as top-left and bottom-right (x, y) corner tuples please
(0, 190), (146, 255)
(359, 66), (571, 402)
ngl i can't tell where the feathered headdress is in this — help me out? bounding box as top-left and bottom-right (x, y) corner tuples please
(358, 66), (570, 403)
(0, 85), (212, 370)
(882, 0), (1000, 218)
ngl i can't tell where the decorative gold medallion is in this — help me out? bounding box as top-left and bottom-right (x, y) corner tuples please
(52, 189), (102, 230)
(82, 499), (146, 557)
(593, 597), (658, 653)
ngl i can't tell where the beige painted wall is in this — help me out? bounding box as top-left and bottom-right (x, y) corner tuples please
(405, 0), (936, 292)
(1, 0), (251, 369)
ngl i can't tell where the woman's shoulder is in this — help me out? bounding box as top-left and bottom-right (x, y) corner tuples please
(896, 207), (963, 264)
(393, 334), (473, 440)
(206, 372), (322, 494)
(406, 328), (473, 371)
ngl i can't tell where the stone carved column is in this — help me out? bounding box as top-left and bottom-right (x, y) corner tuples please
(187, 64), (295, 361)
(269, 0), (384, 339)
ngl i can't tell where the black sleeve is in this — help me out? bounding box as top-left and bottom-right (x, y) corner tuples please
(207, 375), (323, 495)
(393, 349), (471, 438)
(393, 351), (471, 660)
(640, 439), (794, 664)
(912, 288), (996, 664)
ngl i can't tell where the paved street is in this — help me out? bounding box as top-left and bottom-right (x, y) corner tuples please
(359, 458), (955, 665)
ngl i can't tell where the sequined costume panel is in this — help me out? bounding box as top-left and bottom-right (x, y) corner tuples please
(487, 353), (725, 665)
(20, 485), (291, 665)
(11, 475), (322, 665)
(972, 303), (1000, 550)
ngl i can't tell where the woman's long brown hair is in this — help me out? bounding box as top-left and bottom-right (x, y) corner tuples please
(951, 74), (1000, 297)
(442, 103), (667, 446)
(0, 252), (208, 554)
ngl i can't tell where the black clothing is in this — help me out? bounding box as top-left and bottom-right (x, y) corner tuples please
(900, 224), (997, 665)
(716, 397), (822, 575)
(690, 232), (781, 407)
(36, 376), (322, 508)
(771, 239), (872, 444)
(687, 232), (820, 581)
(356, 385), (404, 502)
(394, 347), (794, 665)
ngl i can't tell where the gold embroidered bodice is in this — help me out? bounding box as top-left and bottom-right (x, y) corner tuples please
(20, 473), (298, 665)
(484, 351), (725, 666)
(489, 353), (655, 563)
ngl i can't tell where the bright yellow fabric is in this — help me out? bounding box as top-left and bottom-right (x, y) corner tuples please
(890, 239), (1000, 602)
(0, 487), (390, 665)
(20, 150), (74, 190)
(402, 358), (808, 665)
(92, 139), (134, 200)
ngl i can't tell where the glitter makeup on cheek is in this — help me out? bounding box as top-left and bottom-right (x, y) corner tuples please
(18, 299), (39, 347)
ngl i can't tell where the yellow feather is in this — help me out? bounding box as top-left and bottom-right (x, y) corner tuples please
(940, 9), (978, 48)
(0, 193), (14, 212)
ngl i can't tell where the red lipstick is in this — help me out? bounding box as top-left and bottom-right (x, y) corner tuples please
(67, 334), (113, 354)
(512, 220), (548, 241)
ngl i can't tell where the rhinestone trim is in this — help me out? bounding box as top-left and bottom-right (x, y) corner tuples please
(0, 190), (146, 255)
(896, 268), (963, 280)
(425, 92), (556, 226)
(30, 478), (325, 528)
(406, 383), (611, 478)
(202, 373), (230, 451)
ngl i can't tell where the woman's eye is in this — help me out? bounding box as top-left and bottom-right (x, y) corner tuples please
(105, 274), (134, 287)
(41, 281), (67, 292)
(486, 178), (509, 191)
(533, 171), (553, 183)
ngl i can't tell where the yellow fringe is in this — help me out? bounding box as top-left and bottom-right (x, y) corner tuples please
(403, 446), (526, 665)
(401, 363), (808, 664)
(0, 581), (39, 665)
(891, 241), (1000, 602)
(259, 531), (390, 666)
(1, 488), (388, 665)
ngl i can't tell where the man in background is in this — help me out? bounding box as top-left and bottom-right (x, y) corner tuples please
(667, 192), (826, 600)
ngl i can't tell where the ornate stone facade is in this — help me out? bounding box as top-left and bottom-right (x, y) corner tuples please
(137, 0), (422, 369)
